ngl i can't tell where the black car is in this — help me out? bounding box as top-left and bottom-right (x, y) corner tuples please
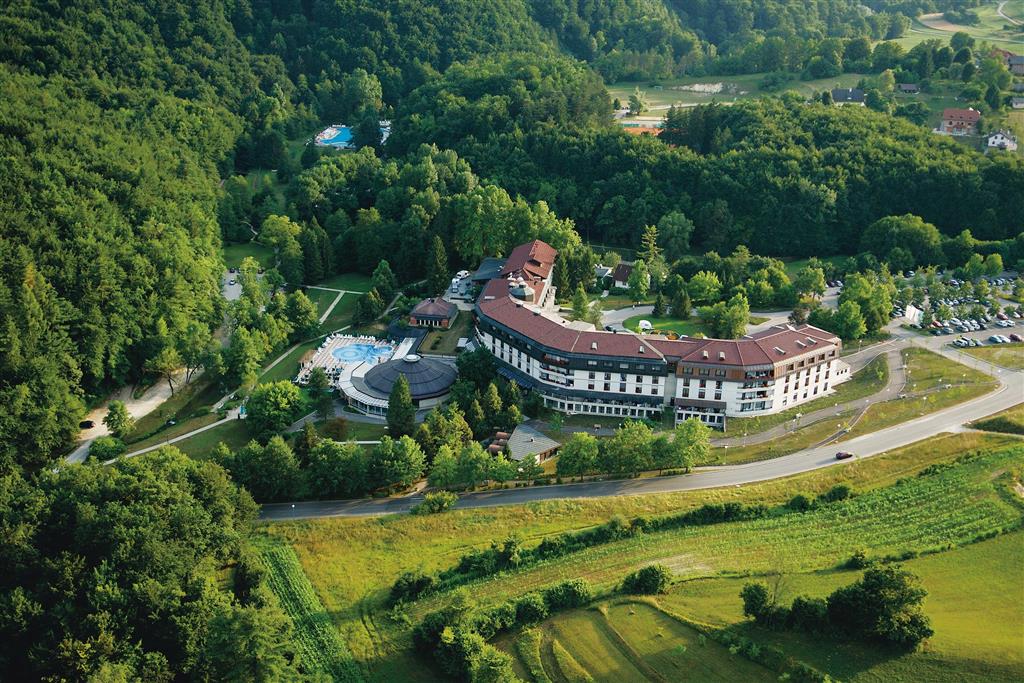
(79, 420), (95, 429)
(835, 451), (854, 460)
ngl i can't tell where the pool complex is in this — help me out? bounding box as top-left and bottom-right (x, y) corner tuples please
(319, 126), (353, 147)
(332, 343), (394, 363)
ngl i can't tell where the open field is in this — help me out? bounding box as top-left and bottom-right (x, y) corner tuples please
(659, 531), (1024, 682)
(170, 419), (253, 459)
(607, 73), (865, 111)
(961, 341), (1024, 370)
(263, 431), (1020, 680)
(320, 292), (362, 332)
(223, 241), (275, 269)
(897, 4), (1024, 53)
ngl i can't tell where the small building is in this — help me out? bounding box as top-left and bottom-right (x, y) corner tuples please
(507, 423), (561, 462)
(612, 263), (633, 289)
(409, 298), (458, 328)
(831, 88), (865, 106)
(987, 130), (1019, 152)
(1012, 97), (1024, 110)
(1010, 55), (1024, 76)
(1012, 83), (1024, 93)
(939, 108), (980, 135)
(897, 83), (920, 94)
(594, 264), (613, 281)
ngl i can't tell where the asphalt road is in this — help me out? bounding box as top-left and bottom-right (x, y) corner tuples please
(261, 334), (1023, 522)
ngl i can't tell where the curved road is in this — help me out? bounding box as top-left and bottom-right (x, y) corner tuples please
(261, 333), (1023, 521)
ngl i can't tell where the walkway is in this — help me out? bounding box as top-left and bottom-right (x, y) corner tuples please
(999, 1), (1022, 26)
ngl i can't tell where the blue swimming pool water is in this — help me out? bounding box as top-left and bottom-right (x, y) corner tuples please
(332, 343), (393, 363)
(320, 126), (353, 147)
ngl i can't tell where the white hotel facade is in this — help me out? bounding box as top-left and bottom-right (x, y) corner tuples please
(474, 241), (851, 429)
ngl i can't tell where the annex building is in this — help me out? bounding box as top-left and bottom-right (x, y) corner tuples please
(474, 240), (851, 429)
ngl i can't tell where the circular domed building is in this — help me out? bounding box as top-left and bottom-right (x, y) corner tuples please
(340, 354), (457, 416)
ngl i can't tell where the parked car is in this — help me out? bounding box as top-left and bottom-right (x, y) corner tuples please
(1010, 334), (1023, 342)
(79, 420), (95, 429)
(835, 451), (854, 460)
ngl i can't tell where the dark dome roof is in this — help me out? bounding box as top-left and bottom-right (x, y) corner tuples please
(363, 354), (457, 400)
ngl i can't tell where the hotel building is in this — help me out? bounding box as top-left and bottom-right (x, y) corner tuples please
(474, 240), (851, 429)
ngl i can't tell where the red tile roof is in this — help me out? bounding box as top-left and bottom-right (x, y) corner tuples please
(612, 263), (632, 282)
(942, 108), (980, 123)
(501, 240), (556, 281)
(477, 241), (840, 368)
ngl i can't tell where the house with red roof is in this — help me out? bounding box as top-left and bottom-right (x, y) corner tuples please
(939, 108), (980, 135)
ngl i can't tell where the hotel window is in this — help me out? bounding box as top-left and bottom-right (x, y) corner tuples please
(604, 382), (610, 391)
(588, 383), (595, 390)
(651, 387), (658, 395)
(698, 389), (706, 399)
(604, 372), (611, 380)
(715, 369), (726, 377)
(588, 371), (595, 380)
(635, 375), (642, 382)
(619, 373), (627, 381)
(588, 360), (597, 366)
(715, 381), (723, 389)
(652, 377), (659, 385)
(699, 368), (710, 376)
(714, 390), (722, 400)
(619, 383), (627, 392)
(635, 386), (642, 394)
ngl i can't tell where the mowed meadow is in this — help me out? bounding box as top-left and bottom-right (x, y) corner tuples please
(259, 431), (1024, 681)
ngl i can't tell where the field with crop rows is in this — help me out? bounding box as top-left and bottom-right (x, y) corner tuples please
(407, 444), (1024, 620)
(258, 538), (365, 682)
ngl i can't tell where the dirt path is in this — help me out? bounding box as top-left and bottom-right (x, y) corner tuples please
(65, 370), (191, 464)
(918, 12), (960, 32)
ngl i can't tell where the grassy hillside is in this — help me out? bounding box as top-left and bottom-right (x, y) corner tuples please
(262, 431), (1023, 680)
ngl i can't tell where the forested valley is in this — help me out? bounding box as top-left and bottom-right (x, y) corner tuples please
(1, 0), (1023, 679)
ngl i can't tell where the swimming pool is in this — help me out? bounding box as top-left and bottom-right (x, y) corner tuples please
(319, 126), (353, 148)
(331, 343), (393, 364)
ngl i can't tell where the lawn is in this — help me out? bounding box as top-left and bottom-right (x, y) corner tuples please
(170, 419), (255, 460)
(607, 72), (866, 111)
(725, 354), (890, 436)
(960, 341), (1024, 370)
(305, 287), (341, 317)
(714, 409), (858, 465)
(123, 376), (222, 445)
(316, 272), (373, 292)
(659, 531), (1024, 682)
(259, 338), (322, 385)
(261, 431), (1018, 680)
(623, 314), (770, 337)
(420, 311), (474, 355)
(223, 241), (275, 269)
(319, 292), (361, 333)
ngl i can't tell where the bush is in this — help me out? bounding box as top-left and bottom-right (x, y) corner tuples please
(817, 483), (852, 504)
(622, 564), (673, 594)
(411, 491), (458, 515)
(787, 596), (828, 633)
(515, 593), (549, 624)
(787, 493), (813, 511)
(844, 548), (871, 569)
(543, 579), (592, 609)
(89, 436), (126, 461)
(321, 417), (349, 440)
(390, 571), (435, 605)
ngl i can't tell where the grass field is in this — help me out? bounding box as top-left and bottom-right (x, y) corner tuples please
(961, 341), (1024, 370)
(659, 531), (1024, 682)
(895, 4), (1024, 53)
(498, 600), (777, 682)
(262, 431), (1020, 680)
(223, 241), (275, 269)
(317, 272), (373, 292)
(607, 73), (865, 111)
(170, 419), (254, 459)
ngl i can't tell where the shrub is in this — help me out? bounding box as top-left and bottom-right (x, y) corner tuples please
(89, 436), (126, 461)
(390, 571), (435, 605)
(787, 596), (828, 633)
(543, 579), (592, 609)
(817, 483), (852, 504)
(321, 417), (349, 440)
(411, 490), (458, 515)
(844, 548), (871, 569)
(622, 564), (673, 594)
(787, 493), (813, 511)
(515, 593), (549, 624)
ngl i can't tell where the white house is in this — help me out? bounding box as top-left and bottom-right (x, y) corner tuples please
(987, 131), (1019, 152)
